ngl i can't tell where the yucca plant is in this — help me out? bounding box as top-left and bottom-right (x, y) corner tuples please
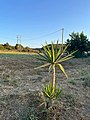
(41, 83), (61, 109)
(35, 41), (77, 89)
(42, 83), (61, 100)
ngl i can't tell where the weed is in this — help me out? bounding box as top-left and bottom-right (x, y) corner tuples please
(26, 108), (38, 120)
(81, 69), (88, 76)
(82, 77), (90, 87)
(19, 107), (37, 120)
(68, 79), (76, 85)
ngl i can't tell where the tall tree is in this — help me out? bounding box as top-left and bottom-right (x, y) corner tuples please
(66, 32), (89, 57)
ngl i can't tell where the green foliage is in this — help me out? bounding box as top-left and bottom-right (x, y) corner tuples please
(19, 107), (37, 120)
(42, 83), (62, 100)
(26, 113), (37, 120)
(0, 43), (15, 50)
(26, 115), (31, 120)
(3, 42), (15, 50)
(88, 41), (90, 51)
(15, 44), (24, 51)
(35, 41), (76, 88)
(68, 79), (76, 85)
(0, 42), (36, 52)
(66, 32), (89, 57)
(0, 44), (6, 50)
(34, 41), (76, 113)
(82, 77), (90, 88)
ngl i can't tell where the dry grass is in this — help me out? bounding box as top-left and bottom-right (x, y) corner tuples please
(0, 55), (90, 120)
(0, 50), (37, 55)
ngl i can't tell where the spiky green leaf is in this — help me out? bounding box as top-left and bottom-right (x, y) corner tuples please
(34, 63), (51, 69)
(57, 64), (68, 78)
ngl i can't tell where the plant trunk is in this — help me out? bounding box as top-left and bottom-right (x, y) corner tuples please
(52, 64), (56, 89)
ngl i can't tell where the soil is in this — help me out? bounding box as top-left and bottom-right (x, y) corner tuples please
(0, 54), (90, 120)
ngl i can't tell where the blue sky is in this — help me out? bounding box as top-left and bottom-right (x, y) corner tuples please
(0, 0), (90, 48)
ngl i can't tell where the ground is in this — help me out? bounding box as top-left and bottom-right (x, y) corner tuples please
(0, 54), (90, 120)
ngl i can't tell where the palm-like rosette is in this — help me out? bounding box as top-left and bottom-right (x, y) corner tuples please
(35, 41), (77, 78)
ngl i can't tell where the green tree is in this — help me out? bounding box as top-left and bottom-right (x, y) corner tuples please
(87, 41), (90, 51)
(66, 32), (89, 57)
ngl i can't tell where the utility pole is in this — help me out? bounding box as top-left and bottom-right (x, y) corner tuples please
(17, 35), (19, 44)
(61, 28), (64, 51)
(20, 35), (21, 52)
(16, 35), (21, 52)
(20, 36), (21, 45)
(17, 35), (21, 44)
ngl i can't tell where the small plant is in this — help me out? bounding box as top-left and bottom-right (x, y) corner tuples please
(19, 107), (37, 120)
(68, 79), (76, 85)
(28, 108), (38, 120)
(26, 113), (37, 120)
(42, 83), (61, 100)
(42, 83), (61, 109)
(26, 114), (31, 120)
(82, 77), (90, 88)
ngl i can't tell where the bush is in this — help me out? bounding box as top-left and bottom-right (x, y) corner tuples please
(0, 45), (6, 50)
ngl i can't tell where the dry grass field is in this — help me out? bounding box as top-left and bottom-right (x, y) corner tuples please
(0, 54), (90, 120)
(0, 51), (36, 54)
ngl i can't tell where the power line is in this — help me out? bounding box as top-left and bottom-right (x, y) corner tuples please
(0, 28), (63, 41)
(27, 28), (62, 40)
(0, 28), (64, 44)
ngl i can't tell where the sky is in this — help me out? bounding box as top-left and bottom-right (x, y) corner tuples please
(0, 0), (90, 48)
